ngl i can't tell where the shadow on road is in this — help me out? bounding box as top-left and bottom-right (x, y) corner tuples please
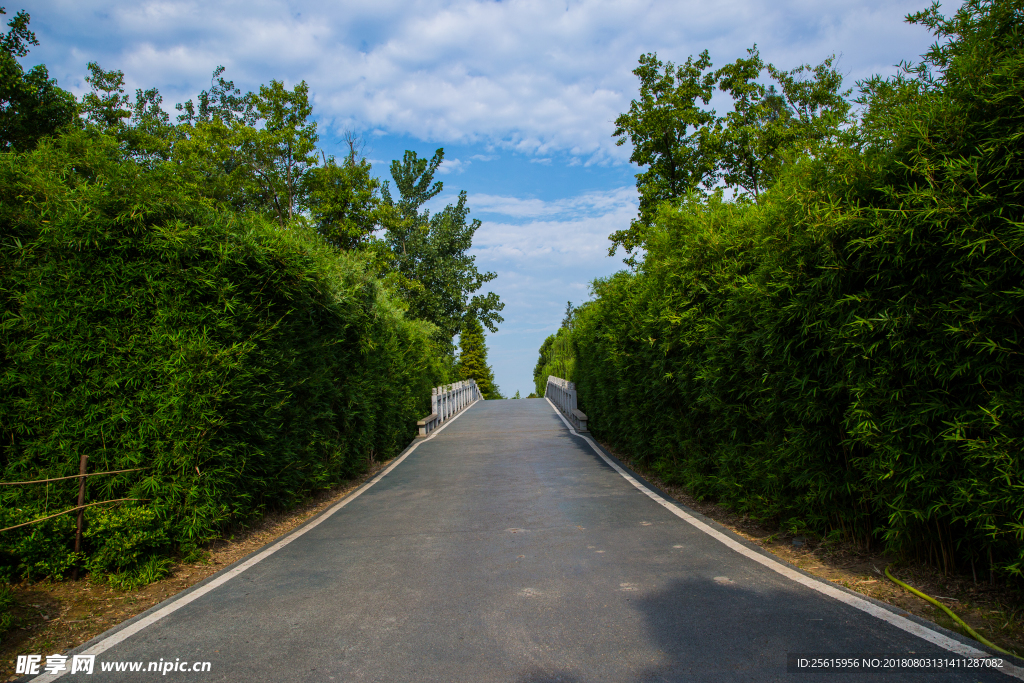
(625, 576), (996, 682)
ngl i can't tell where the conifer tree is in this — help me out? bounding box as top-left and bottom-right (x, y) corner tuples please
(457, 314), (502, 399)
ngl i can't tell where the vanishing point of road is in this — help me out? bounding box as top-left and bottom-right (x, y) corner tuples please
(31, 398), (1022, 682)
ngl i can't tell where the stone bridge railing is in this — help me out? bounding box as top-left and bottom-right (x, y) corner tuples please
(545, 375), (588, 433)
(417, 379), (481, 437)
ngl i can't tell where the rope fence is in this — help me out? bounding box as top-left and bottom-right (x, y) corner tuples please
(0, 456), (150, 578)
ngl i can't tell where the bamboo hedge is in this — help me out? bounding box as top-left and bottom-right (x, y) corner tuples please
(570, 0), (1024, 581)
(0, 130), (446, 584)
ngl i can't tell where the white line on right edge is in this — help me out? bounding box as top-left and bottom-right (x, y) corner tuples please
(29, 400), (481, 683)
(544, 398), (1024, 681)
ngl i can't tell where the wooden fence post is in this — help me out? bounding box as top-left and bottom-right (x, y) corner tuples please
(72, 453), (87, 580)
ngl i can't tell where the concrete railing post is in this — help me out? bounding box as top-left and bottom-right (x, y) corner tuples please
(545, 374), (588, 433)
(418, 377), (484, 438)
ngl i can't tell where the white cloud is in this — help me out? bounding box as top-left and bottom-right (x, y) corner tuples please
(470, 187), (636, 268)
(470, 186), (638, 219)
(29, 0), (938, 164)
(467, 187), (636, 395)
(437, 157), (469, 174)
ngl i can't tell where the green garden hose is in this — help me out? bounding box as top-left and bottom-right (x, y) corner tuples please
(884, 565), (1011, 656)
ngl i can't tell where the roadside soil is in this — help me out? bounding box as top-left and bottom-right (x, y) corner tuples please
(1, 459), (392, 682)
(600, 440), (1024, 660)
(2, 439), (1022, 681)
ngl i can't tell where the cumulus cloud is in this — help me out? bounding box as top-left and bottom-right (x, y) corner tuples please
(470, 186), (636, 269)
(470, 186), (637, 219)
(437, 157), (469, 174)
(464, 186), (636, 393)
(27, 0), (937, 164)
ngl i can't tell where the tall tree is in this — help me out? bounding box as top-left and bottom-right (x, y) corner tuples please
(75, 61), (182, 168)
(172, 73), (334, 228)
(300, 155), (381, 250)
(171, 71), (383, 239)
(611, 51), (719, 254)
(174, 65), (256, 127)
(235, 80), (319, 228)
(715, 46), (850, 201)
(612, 48), (850, 254)
(0, 7), (77, 152)
(457, 314), (501, 399)
(378, 149), (504, 351)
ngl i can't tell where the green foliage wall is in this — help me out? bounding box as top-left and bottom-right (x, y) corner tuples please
(570, 0), (1024, 582)
(532, 331), (575, 398)
(0, 131), (445, 580)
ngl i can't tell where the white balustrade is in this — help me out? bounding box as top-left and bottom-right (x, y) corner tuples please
(545, 375), (589, 433)
(417, 379), (482, 437)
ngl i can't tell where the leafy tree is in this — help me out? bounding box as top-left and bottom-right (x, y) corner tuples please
(177, 78), (321, 228)
(80, 62), (131, 131)
(300, 155), (381, 250)
(611, 51), (718, 254)
(612, 47), (849, 254)
(242, 79), (319, 227)
(378, 149), (504, 351)
(174, 65), (256, 127)
(715, 46), (849, 201)
(171, 69), (382, 241)
(456, 314), (501, 399)
(77, 62), (180, 166)
(0, 7), (76, 151)
(170, 74), (305, 225)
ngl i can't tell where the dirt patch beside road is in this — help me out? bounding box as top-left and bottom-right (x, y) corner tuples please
(1, 459), (392, 681)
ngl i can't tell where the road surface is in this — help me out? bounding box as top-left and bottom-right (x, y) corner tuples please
(27, 398), (1022, 682)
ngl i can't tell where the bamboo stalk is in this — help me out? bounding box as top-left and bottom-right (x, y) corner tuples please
(935, 518), (949, 576)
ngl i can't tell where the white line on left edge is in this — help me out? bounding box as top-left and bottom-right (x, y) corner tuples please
(30, 400), (479, 683)
(544, 397), (1024, 682)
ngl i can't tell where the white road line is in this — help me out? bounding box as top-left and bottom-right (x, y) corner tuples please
(29, 401), (480, 683)
(544, 398), (1024, 681)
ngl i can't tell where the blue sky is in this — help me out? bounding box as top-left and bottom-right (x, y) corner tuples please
(21, 0), (941, 397)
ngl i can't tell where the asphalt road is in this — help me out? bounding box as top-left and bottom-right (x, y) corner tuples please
(27, 398), (1022, 682)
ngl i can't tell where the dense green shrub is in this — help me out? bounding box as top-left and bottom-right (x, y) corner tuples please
(83, 506), (170, 575)
(0, 129), (446, 581)
(0, 511), (77, 581)
(570, 0), (1024, 581)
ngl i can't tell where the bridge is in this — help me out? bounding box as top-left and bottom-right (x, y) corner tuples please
(27, 385), (1020, 682)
